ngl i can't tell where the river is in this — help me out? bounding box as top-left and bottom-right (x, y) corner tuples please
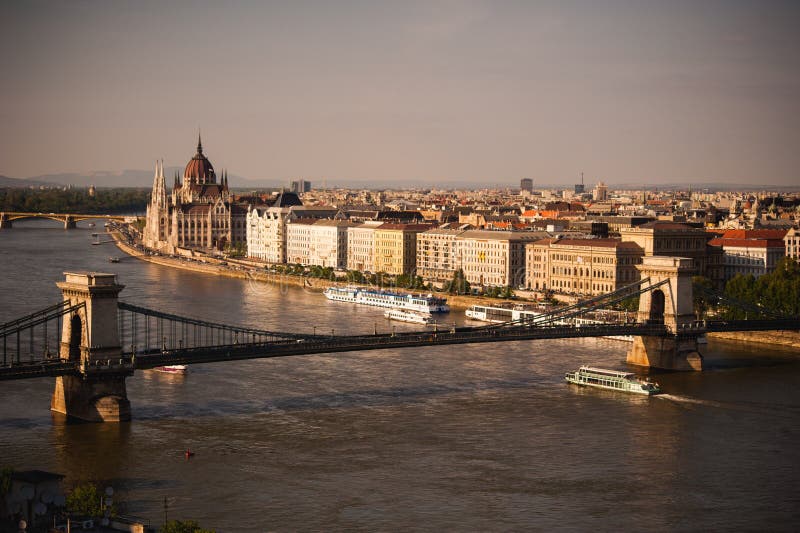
(1, 220), (799, 531)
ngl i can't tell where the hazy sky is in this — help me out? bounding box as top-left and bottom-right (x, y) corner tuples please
(1, 0), (798, 186)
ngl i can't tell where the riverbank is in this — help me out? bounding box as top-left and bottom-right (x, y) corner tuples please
(708, 330), (800, 349)
(112, 231), (800, 347)
(111, 232), (515, 311)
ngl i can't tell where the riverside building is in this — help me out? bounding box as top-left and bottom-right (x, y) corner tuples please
(285, 219), (356, 268)
(708, 229), (787, 279)
(373, 223), (433, 275)
(455, 230), (542, 288)
(525, 238), (644, 295)
(346, 221), (383, 273)
(144, 136), (252, 254)
(245, 193), (339, 263)
(416, 228), (467, 282)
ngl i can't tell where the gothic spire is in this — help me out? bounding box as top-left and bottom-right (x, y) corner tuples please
(197, 129), (203, 154)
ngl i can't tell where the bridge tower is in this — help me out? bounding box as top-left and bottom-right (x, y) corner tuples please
(0, 212), (10, 229)
(63, 215), (77, 229)
(51, 272), (132, 422)
(627, 256), (703, 371)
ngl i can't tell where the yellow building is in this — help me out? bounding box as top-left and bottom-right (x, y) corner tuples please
(373, 223), (432, 275)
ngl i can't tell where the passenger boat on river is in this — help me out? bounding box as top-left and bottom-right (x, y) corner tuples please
(565, 366), (661, 395)
(383, 308), (436, 325)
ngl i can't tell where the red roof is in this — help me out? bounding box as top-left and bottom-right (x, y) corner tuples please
(722, 229), (788, 240)
(708, 238), (785, 249)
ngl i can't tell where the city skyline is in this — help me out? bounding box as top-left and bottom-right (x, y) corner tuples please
(2, 1), (798, 186)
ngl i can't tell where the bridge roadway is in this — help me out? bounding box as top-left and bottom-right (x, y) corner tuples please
(2, 318), (798, 381)
(0, 211), (127, 228)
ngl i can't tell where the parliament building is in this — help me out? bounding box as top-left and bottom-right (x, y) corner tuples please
(144, 136), (250, 254)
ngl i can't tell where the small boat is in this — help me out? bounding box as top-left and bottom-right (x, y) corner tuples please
(155, 365), (187, 374)
(384, 308), (436, 325)
(108, 257), (120, 263)
(565, 366), (661, 395)
(185, 449), (195, 459)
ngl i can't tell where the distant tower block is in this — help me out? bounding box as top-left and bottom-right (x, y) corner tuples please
(51, 272), (131, 422)
(574, 172), (585, 194)
(593, 180), (608, 202)
(520, 178), (533, 193)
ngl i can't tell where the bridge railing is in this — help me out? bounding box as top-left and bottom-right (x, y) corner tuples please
(1, 301), (84, 367)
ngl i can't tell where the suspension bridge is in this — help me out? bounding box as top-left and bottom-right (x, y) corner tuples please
(1, 256), (798, 421)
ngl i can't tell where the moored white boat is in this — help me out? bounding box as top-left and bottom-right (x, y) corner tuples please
(384, 308), (436, 325)
(465, 303), (547, 324)
(565, 366), (661, 395)
(155, 365), (187, 374)
(324, 286), (449, 313)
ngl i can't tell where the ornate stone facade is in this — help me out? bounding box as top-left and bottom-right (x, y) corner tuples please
(144, 136), (249, 254)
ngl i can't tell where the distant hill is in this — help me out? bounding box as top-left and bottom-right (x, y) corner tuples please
(23, 168), (250, 188)
(0, 175), (58, 188)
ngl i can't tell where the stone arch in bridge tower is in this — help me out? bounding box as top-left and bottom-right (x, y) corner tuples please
(636, 256), (695, 332)
(52, 272), (131, 422)
(57, 272), (125, 365)
(627, 256), (703, 371)
(67, 313), (85, 362)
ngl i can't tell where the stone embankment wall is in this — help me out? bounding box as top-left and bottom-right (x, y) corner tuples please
(708, 331), (800, 349)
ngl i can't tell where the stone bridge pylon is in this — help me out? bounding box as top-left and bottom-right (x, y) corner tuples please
(627, 257), (703, 371)
(51, 272), (132, 422)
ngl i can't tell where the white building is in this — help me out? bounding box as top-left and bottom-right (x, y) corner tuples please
(285, 219), (355, 268)
(785, 227), (800, 264)
(709, 233), (786, 279)
(455, 230), (544, 288)
(416, 228), (467, 282)
(246, 193), (339, 263)
(346, 221), (383, 272)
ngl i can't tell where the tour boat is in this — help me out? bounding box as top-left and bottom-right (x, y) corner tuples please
(384, 308), (436, 325)
(565, 366), (661, 395)
(465, 304), (546, 324)
(155, 365), (187, 374)
(108, 257), (120, 263)
(324, 286), (449, 313)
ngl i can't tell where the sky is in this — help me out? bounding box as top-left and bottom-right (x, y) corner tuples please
(1, 0), (798, 187)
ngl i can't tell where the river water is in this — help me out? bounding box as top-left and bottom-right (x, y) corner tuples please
(1, 221), (799, 531)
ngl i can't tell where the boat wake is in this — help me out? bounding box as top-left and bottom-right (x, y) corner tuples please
(656, 393), (792, 415)
(656, 393), (728, 408)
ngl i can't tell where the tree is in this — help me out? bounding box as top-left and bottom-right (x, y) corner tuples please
(0, 467), (13, 496)
(444, 269), (470, 295)
(66, 483), (103, 516)
(723, 273), (757, 319)
(692, 275), (715, 319)
(161, 519), (216, 533)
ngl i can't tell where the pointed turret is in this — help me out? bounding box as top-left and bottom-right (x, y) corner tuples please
(151, 159), (167, 208)
(197, 130), (203, 155)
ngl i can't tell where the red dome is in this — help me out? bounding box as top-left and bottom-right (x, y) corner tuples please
(184, 135), (216, 184)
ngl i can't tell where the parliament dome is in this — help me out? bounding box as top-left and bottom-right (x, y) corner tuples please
(184, 135), (216, 184)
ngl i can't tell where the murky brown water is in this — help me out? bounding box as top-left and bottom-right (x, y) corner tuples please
(1, 220), (799, 531)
